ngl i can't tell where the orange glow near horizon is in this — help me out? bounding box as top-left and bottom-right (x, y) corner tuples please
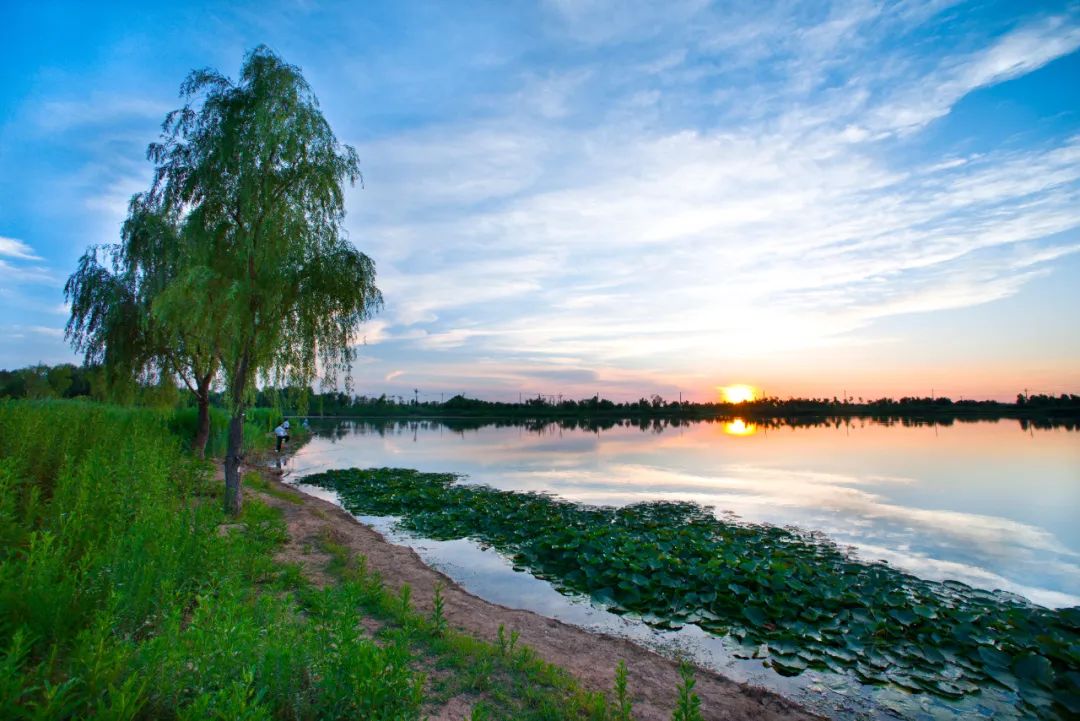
(719, 384), (758, 403)
(723, 419), (758, 436)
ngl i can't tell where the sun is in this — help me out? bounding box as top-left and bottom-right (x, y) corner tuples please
(719, 384), (757, 404)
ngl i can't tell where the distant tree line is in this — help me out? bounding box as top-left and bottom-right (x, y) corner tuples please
(0, 363), (180, 407)
(5, 365), (1077, 424)
(259, 388), (1080, 421)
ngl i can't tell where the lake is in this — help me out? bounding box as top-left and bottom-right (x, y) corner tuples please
(279, 416), (1079, 719)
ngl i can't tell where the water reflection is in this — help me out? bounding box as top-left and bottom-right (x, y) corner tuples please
(285, 416), (1080, 608)
(722, 419), (757, 436)
(302, 414), (1079, 437)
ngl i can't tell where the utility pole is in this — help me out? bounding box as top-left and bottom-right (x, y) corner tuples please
(413, 388), (419, 406)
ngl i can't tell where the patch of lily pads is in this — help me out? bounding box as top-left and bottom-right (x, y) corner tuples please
(303, 467), (1080, 720)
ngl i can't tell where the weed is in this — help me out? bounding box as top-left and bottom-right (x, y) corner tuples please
(496, 624), (520, 659)
(671, 661), (703, 721)
(431, 582), (448, 637)
(613, 659), (633, 721)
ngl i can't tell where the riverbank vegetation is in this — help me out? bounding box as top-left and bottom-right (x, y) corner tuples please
(0, 401), (415, 718)
(304, 467), (1080, 721)
(2, 400), (690, 719)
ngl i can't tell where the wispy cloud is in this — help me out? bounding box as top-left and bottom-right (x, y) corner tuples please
(2, 0), (1078, 395)
(0, 236), (41, 260)
(319, 3), (1080, 397)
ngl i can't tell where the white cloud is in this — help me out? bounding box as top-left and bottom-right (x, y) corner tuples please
(0, 236), (41, 260)
(866, 16), (1080, 136)
(0, 259), (58, 285)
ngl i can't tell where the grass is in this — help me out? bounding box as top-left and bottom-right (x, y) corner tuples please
(316, 534), (617, 720)
(0, 400), (707, 720)
(243, 471), (304, 504)
(0, 400), (420, 719)
(168, 405), (306, 456)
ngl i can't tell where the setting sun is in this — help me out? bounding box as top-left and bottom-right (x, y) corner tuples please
(719, 384), (757, 404)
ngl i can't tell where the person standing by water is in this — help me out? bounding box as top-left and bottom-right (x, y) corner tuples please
(274, 422), (287, 452)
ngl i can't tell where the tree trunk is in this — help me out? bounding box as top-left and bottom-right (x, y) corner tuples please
(224, 411), (244, 516)
(224, 353), (250, 517)
(192, 378), (212, 458)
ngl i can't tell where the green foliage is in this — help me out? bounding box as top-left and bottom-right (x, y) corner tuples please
(137, 45), (383, 509)
(671, 662), (702, 721)
(306, 467), (1080, 720)
(145, 46), (382, 407)
(65, 192), (221, 430)
(168, 406), (278, 456)
(0, 400), (421, 719)
(0, 364), (97, 401)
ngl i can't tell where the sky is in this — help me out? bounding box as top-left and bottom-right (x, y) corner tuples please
(1, 0), (1079, 402)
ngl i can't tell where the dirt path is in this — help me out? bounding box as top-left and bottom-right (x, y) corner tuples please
(242, 462), (824, 721)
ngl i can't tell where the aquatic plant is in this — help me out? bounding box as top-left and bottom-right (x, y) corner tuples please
(305, 467), (1080, 720)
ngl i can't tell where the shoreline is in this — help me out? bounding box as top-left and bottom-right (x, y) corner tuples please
(241, 459), (823, 721)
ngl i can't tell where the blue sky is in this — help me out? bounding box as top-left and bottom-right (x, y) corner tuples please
(2, 0), (1079, 401)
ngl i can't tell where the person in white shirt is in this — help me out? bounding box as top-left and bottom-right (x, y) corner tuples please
(274, 423), (287, 452)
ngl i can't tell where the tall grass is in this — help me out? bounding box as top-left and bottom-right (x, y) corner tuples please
(168, 405), (282, 456)
(0, 400), (420, 719)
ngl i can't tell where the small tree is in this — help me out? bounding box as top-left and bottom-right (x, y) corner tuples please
(147, 46), (382, 514)
(66, 195), (223, 454)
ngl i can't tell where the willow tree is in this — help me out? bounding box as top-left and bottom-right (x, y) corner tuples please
(147, 46), (382, 514)
(65, 195), (222, 454)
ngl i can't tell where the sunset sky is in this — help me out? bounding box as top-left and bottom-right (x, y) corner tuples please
(2, 0), (1079, 401)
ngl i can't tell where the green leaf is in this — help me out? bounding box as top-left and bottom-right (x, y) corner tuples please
(977, 645), (1011, 668)
(1012, 653), (1054, 686)
(742, 606), (768, 627)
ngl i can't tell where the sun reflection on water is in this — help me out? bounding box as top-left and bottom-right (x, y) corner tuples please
(723, 419), (758, 436)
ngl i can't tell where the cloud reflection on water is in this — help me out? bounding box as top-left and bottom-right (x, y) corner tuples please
(292, 418), (1080, 608)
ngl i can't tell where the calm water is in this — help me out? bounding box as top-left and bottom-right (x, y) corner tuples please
(279, 417), (1078, 720)
(285, 416), (1080, 608)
